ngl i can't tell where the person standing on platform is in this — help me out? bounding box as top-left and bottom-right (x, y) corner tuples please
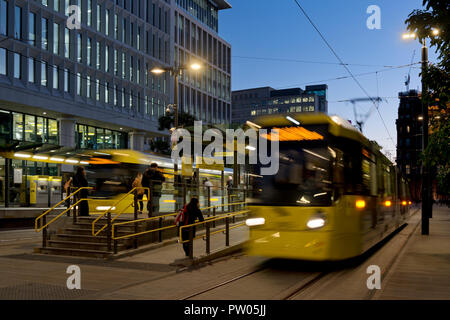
(132, 172), (144, 214)
(73, 167), (89, 216)
(180, 198), (204, 257)
(142, 163), (165, 216)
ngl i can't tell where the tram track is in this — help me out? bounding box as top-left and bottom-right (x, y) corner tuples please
(179, 261), (329, 300)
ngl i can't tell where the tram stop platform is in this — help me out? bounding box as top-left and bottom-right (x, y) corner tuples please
(0, 206), (448, 299)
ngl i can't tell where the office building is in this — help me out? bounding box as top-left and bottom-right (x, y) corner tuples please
(0, 0), (232, 207)
(231, 84), (328, 124)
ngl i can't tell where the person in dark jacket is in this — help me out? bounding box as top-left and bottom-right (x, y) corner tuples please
(73, 166), (89, 216)
(181, 197), (205, 257)
(141, 163), (166, 216)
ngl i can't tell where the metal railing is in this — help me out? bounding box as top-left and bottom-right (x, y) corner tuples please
(110, 201), (247, 254)
(35, 187), (93, 232)
(91, 187), (150, 237)
(179, 209), (250, 259)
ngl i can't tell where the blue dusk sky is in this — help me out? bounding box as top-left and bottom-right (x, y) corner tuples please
(219, 0), (440, 160)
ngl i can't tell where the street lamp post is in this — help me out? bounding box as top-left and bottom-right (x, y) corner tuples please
(402, 29), (439, 235)
(151, 63), (202, 178)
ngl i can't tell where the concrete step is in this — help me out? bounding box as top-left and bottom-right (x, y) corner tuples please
(74, 221), (137, 231)
(38, 247), (113, 258)
(47, 240), (128, 251)
(63, 228), (134, 236)
(55, 233), (110, 243)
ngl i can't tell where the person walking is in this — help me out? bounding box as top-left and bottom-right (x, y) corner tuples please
(63, 177), (73, 209)
(73, 167), (89, 216)
(179, 198), (204, 257)
(132, 172), (144, 214)
(142, 163), (165, 216)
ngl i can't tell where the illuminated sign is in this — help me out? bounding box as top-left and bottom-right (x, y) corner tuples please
(261, 127), (324, 141)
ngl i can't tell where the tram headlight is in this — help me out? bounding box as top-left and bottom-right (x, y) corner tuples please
(246, 218), (265, 227)
(306, 212), (327, 230)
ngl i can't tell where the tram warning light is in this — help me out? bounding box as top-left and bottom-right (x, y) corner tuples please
(356, 200), (366, 209)
(384, 200), (392, 207)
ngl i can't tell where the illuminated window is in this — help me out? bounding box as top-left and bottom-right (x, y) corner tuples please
(296, 106), (302, 112)
(303, 97), (308, 103)
(13, 113), (23, 140)
(296, 97), (301, 103)
(273, 99), (278, 105)
(303, 106), (308, 112)
(251, 110), (256, 116)
(290, 106), (296, 112)
(309, 106), (315, 112)
(309, 96), (315, 102)
(291, 98), (296, 103)
(24, 114), (35, 141)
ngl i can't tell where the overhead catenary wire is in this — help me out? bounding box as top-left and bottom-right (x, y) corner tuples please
(291, 0), (396, 148)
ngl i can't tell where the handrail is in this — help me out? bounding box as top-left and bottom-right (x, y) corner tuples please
(91, 187), (150, 236)
(111, 201), (247, 241)
(179, 209), (250, 244)
(35, 187), (93, 232)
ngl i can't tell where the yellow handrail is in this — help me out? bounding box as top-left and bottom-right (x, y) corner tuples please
(91, 187), (150, 236)
(35, 187), (93, 232)
(179, 209), (250, 244)
(111, 201), (247, 241)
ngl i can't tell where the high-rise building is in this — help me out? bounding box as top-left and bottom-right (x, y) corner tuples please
(231, 85), (328, 125)
(0, 0), (232, 207)
(396, 90), (423, 201)
(173, 0), (232, 125)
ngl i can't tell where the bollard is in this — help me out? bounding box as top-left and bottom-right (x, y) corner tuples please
(133, 189), (138, 249)
(206, 222), (210, 255)
(107, 212), (112, 252)
(188, 226), (194, 259)
(113, 238), (118, 254)
(225, 217), (230, 247)
(207, 187), (211, 217)
(158, 217), (163, 242)
(213, 207), (216, 228)
(42, 215), (47, 248)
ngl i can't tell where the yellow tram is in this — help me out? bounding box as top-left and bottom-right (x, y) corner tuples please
(245, 113), (411, 261)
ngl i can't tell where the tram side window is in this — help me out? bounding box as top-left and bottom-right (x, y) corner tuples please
(343, 153), (361, 194)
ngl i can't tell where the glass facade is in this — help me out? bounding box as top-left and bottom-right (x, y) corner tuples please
(176, 0), (219, 32)
(76, 124), (127, 150)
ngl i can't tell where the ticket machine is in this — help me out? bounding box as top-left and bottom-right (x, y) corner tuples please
(49, 176), (62, 206)
(35, 176), (49, 206)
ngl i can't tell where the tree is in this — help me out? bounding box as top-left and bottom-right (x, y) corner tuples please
(406, 0), (450, 195)
(149, 139), (171, 155)
(158, 111), (197, 131)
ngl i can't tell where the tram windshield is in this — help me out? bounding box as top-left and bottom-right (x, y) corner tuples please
(248, 142), (336, 206)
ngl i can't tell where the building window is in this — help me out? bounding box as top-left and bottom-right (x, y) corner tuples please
(0, 0), (7, 36)
(14, 6), (22, 39)
(105, 46), (109, 72)
(77, 34), (82, 62)
(41, 62), (47, 86)
(114, 49), (118, 75)
(42, 18), (48, 50)
(0, 48), (6, 75)
(87, 0), (92, 26)
(14, 53), (20, 79)
(105, 82), (109, 104)
(309, 106), (315, 112)
(309, 96), (315, 102)
(53, 0), (59, 12)
(76, 73), (81, 95)
(64, 68), (69, 92)
(24, 114), (35, 141)
(53, 23), (60, 55)
(406, 125), (410, 133)
(64, 28), (70, 58)
(86, 75), (91, 98)
(96, 41), (100, 69)
(13, 113), (23, 140)
(95, 78), (100, 101)
(87, 38), (92, 66)
(29, 12), (36, 46)
(96, 4), (101, 32)
(105, 9), (109, 36)
(53, 67), (58, 89)
(28, 57), (34, 83)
